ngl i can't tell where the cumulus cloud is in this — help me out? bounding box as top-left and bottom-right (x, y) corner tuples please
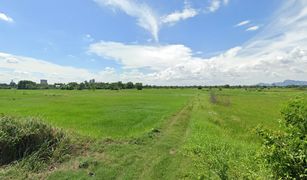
(88, 0), (307, 85)
(89, 41), (193, 70)
(1, 0), (306, 85)
(0, 12), (14, 23)
(94, 0), (159, 42)
(0, 53), (124, 83)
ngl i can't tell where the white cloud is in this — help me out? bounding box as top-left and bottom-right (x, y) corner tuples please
(88, 38), (306, 85)
(89, 41), (192, 70)
(206, 0), (229, 13)
(0, 12), (14, 23)
(2, 0), (307, 85)
(235, 20), (250, 27)
(161, 7), (198, 25)
(94, 0), (229, 41)
(0, 52), (130, 83)
(88, 1), (307, 85)
(235, 20), (260, 32)
(94, 0), (159, 42)
(246, 26), (259, 31)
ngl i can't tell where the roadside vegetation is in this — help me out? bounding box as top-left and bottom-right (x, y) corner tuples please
(257, 97), (307, 179)
(0, 116), (76, 178)
(0, 88), (306, 179)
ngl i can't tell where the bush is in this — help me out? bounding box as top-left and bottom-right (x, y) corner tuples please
(257, 97), (307, 179)
(0, 116), (71, 171)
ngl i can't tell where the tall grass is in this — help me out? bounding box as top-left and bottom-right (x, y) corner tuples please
(0, 115), (72, 171)
(210, 91), (231, 106)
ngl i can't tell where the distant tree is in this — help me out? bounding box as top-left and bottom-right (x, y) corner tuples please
(110, 82), (120, 90)
(67, 82), (78, 90)
(135, 83), (143, 90)
(84, 81), (90, 89)
(118, 81), (124, 89)
(9, 81), (17, 88)
(198, 86), (202, 90)
(17, 80), (37, 89)
(78, 82), (86, 90)
(126, 82), (134, 89)
(0, 83), (10, 89)
(224, 84), (230, 88)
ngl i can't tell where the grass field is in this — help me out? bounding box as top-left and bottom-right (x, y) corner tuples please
(0, 89), (194, 138)
(0, 88), (306, 179)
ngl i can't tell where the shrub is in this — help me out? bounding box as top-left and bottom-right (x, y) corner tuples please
(257, 97), (307, 179)
(0, 116), (71, 171)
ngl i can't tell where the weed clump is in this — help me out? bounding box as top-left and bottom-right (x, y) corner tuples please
(0, 115), (72, 171)
(209, 91), (231, 106)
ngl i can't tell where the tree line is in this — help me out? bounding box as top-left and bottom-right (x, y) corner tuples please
(0, 80), (143, 90)
(0, 80), (306, 90)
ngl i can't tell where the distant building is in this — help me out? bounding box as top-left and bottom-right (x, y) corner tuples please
(40, 79), (48, 85)
(89, 79), (95, 83)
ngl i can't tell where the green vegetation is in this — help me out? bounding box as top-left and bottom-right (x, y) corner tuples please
(0, 116), (72, 173)
(0, 88), (306, 179)
(0, 89), (194, 138)
(257, 97), (307, 179)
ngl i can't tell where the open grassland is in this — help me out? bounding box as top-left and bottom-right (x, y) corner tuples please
(0, 88), (306, 179)
(0, 89), (195, 138)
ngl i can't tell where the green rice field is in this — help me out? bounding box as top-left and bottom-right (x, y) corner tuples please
(0, 88), (306, 179)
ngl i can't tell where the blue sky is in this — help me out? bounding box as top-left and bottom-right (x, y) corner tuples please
(0, 0), (306, 85)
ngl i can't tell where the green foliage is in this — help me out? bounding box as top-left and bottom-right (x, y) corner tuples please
(135, 83), (143, 90)
(0, 88), (306, 179)
(17, 80), (37, 89)
(0, 89), (192, 138)
(257, 97), (307, 179)
(0, 116), (71, 171)
(125, 82), (134, 89)
(209, 91), (231, 106)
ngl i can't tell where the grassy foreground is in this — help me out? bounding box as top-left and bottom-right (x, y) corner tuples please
(0, 89), (194, 138)
(0, 88), (306, 179)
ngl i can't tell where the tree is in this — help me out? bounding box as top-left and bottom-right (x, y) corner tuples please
(126, 82), (134, 89)
(223, 84), (230, 88)
(117, 81), (124, 89)
(67, 82), (78, 90)
(135, 83), (143, 90)
(17, 80), (37, 89)
(9, 81), (17, 88)
(257, 97), (307, 179)
(110, 82), (120, 90)
(78, 82), (86, 90)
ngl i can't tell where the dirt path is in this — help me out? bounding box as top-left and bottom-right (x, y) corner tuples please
(40, 98), (197, 180)
(115, 99), (196, 180)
